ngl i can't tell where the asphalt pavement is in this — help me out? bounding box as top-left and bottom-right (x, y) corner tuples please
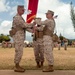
(0, 70), (75, 75)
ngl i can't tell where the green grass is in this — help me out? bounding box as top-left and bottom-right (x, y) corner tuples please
(0, 47), (75, 70)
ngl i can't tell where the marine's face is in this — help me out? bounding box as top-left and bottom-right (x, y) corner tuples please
(20, 8), (25, 15)
(18, 8), (25, 15)
(46, 13), (52, 19)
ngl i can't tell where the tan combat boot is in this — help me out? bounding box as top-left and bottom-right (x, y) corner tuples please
(42, 65), (54, 72)
(14, 63), (25, 72)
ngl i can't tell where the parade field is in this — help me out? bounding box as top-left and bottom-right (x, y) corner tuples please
(0, 47), (75, 70)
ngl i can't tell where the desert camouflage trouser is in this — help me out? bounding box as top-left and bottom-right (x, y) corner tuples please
(43, 35), (54, 65)
(13, 31), (25, 64)
(33, 38), (44, 62)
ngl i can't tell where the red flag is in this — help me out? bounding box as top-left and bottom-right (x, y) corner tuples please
(26, 0), (39, 23)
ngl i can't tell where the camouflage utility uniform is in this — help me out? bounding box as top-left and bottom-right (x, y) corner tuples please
(58, 39), (61, 50)
(12, 14), (34, 64)
(33, 26), (44, 66)
(28, 25), (44, 67)
(37, 19), (55, 66)
(64, 39), (68, 50)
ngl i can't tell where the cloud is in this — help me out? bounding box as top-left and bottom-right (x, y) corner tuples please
(0, 0), (75, 40)
(0, 18), (2, 22)
(0, 20), (12, 34)
(38, 0), (64, 13)
(36, 0), (75, 39)
(0, 0), (10, 12)
(54, 4), (75, 39)
(10, 6), (17, 16)
(9, 0), (28, 16)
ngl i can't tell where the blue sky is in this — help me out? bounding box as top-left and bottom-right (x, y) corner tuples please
(0, 0), (75, 22)
(0, 0), (75, 41)
(61, 0), (75, 4)
(0, 0), (26, 21)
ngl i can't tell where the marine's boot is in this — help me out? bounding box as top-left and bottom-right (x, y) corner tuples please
(42, 65), (54, 72)
(14, 63), (25, 72)
(36, 62), (41, 68)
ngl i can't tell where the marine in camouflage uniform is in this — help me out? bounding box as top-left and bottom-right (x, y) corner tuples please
(33, 25), (44, 68)
(36, 10), (55, 72)
(12, 5), (35, 72)
(27, 25), (44, 68)
(63, 39), (68, 50)
(58, 39), (61, 50)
